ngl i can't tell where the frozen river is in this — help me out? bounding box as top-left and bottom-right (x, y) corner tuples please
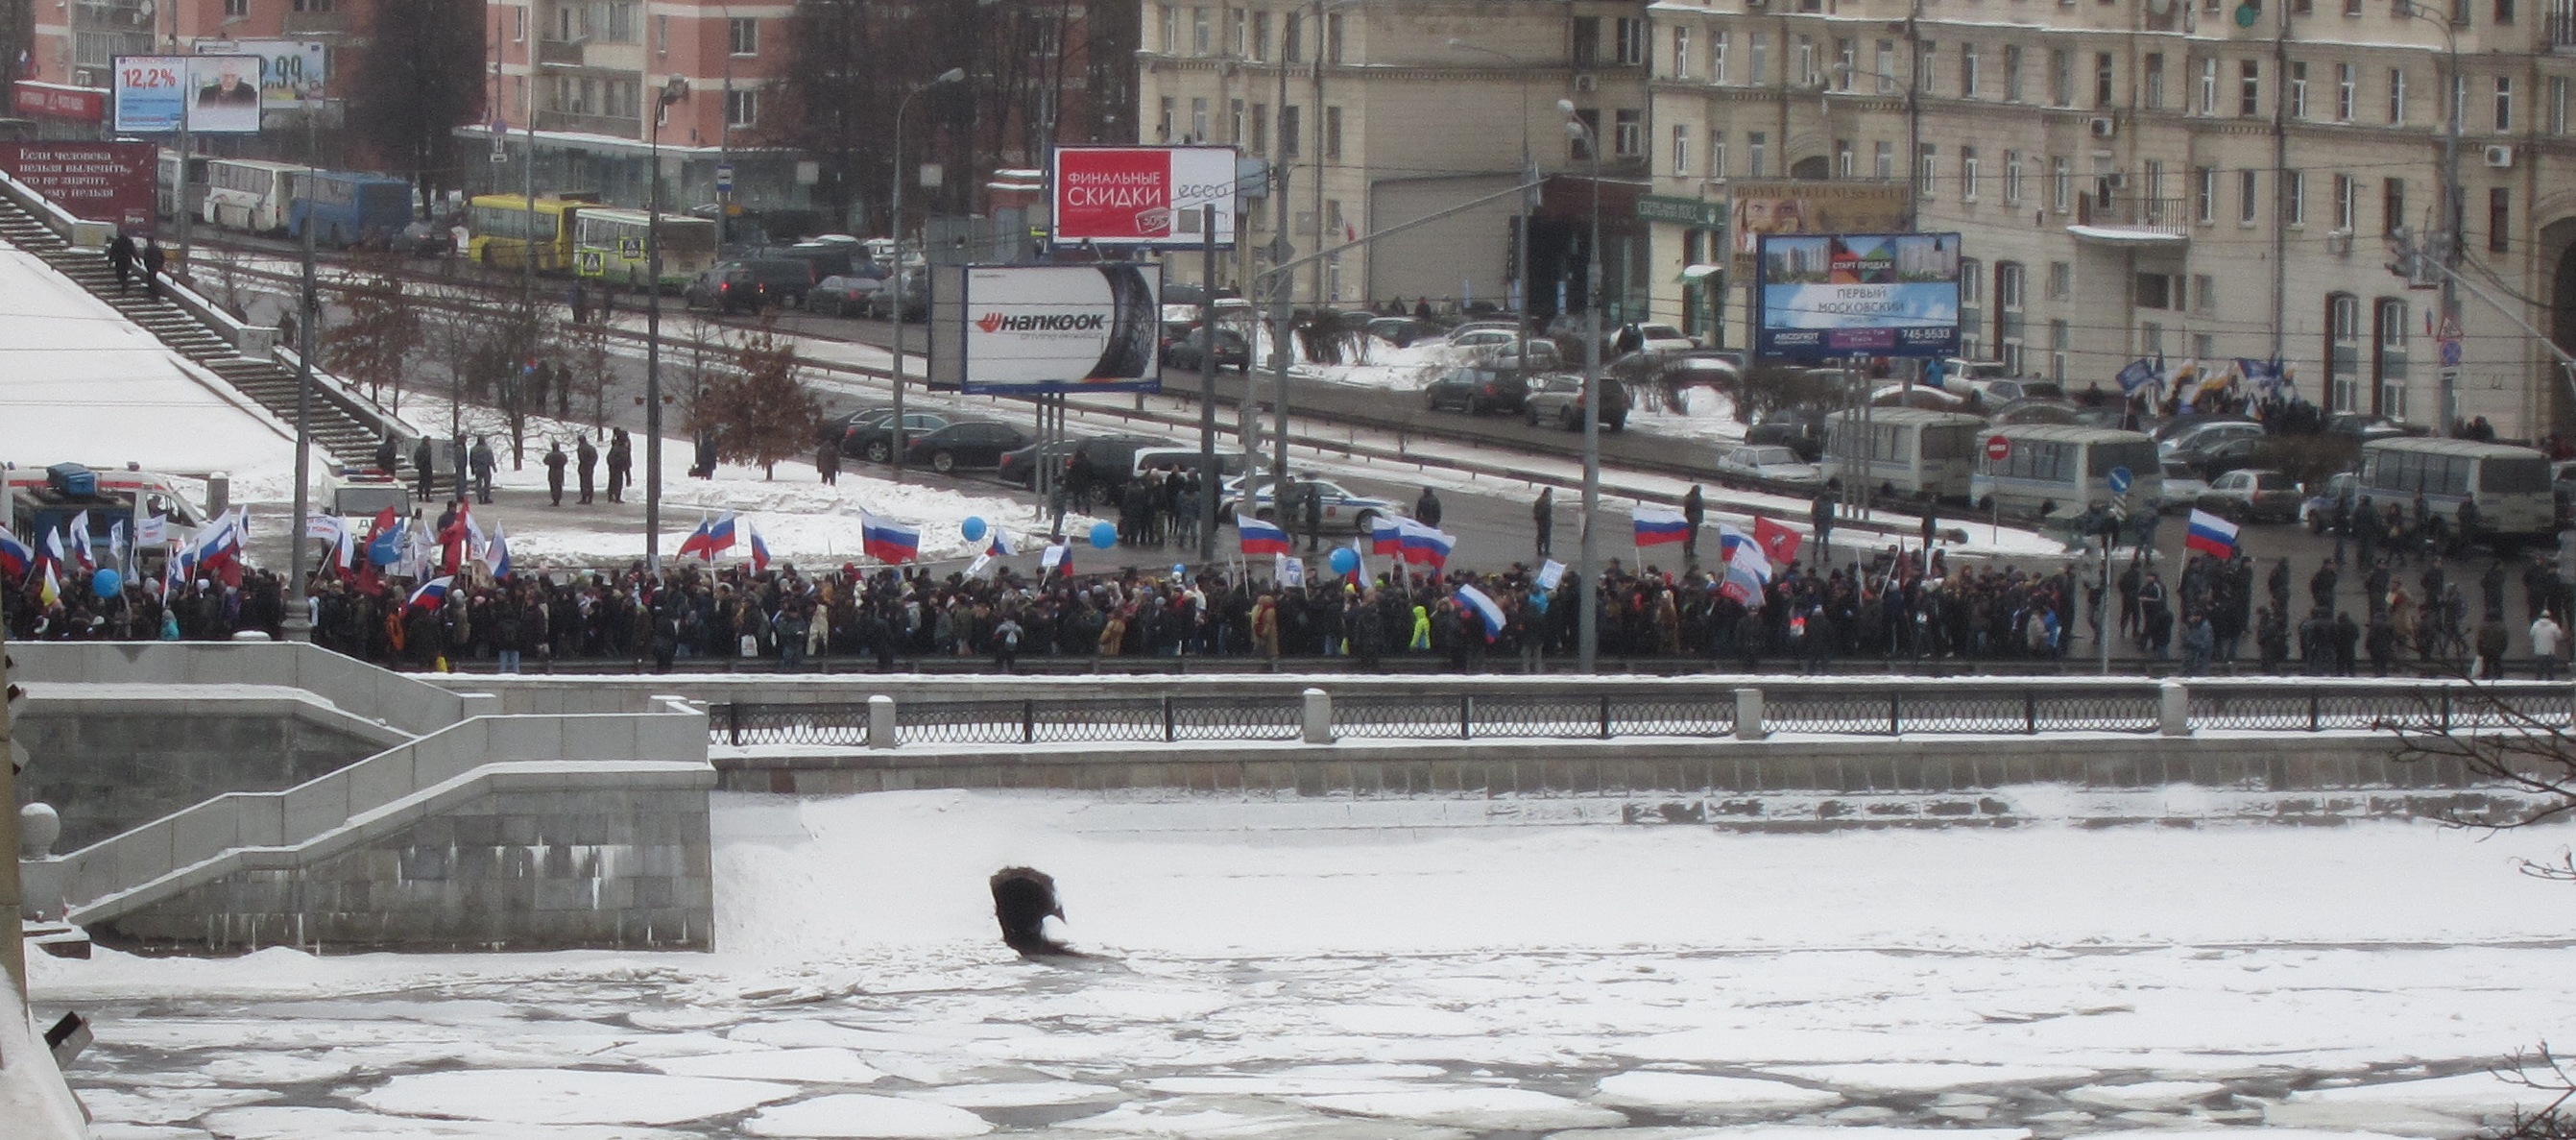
(32, 790), (2576, 1139)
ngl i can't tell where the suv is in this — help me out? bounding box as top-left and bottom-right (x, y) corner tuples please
(1422, 367), (1530, 415)
(1522, 374), (1630, 431)
(686, 258), (813, 311)
(1164, 327), (1251, 372)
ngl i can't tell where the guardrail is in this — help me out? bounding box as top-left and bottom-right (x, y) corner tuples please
(711, 677), (2569, 749)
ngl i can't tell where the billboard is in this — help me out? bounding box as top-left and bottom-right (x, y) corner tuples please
(10, 82), (107, 124)
(193, 39), (328, 109)
(0, 142), (156, 234)
(1729, 181), (1911, 265)
(1755, 232), (1962, 360)
(111, 55), (263, 134)
(1049, 145), (1240, 249)
(947, 263), (1164, 394)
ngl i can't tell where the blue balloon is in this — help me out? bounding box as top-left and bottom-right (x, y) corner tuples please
(1328, 547), (1359, 575)
(1090, 521), (1118, 549)
(90, 568), (122, 598)
(961, 516), (988, 543)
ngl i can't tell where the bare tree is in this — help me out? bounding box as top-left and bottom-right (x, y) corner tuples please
(349, 0), (484, 218)
(700, 320), (819, 479)
(322, 254), (422, 413)
(558, 315), (614, 427)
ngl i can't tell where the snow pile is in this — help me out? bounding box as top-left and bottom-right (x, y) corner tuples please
(0, 981), (87, 1139)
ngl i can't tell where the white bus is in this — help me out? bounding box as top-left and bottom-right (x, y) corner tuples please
(201, 158), (302, 236)
(1969, 424), (2162, 518)
(1821, 408), (1988, 501)
(155, 151), (209, 222)
(2358, 437), (2555, 544)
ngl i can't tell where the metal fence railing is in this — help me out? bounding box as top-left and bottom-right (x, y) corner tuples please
(710, 679), (2576, 749)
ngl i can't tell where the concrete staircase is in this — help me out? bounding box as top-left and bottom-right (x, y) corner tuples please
(0, 192), (388, 467)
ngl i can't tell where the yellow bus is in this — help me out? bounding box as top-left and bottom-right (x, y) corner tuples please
(466, 194), (587, 273)
(572, 207), (718, 292)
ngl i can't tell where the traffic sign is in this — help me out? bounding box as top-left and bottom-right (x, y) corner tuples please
(2107, 466), (2133, 496)
(1985, 434), (2012, 462)
(2440, 338), (2463, 367)
(715, 162), (734, 194)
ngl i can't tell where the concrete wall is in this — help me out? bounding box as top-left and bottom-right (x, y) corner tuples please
(12, 643), (486, 737)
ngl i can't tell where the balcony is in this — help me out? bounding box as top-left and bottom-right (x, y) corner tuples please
(538, 38), (587, 66)
(2070, 195), (2190, 244)
(534, 109), (640, 140)
(2551, 2), (2576, 52)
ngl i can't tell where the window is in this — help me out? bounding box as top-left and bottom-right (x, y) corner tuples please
(1797, 36), (1818, 86)
(1157, 96), (1175, 141)
(1569, 108), (1599, 159)
(1667, 124), (1689, 176)
(2096, 52), (2115, 108)
(2005, 150), (2025, 205)
(1284, 10), (1304, 61)
(1614, 109), (1643, 157)
(601, 2), (637, 43)
(2240, 60), (2261, 116)
(1280, 105), (1300, 158)
(2497, 0), (2516, 21)
(2050, 48), (2072, 107)
(2495, 75), (2514, 131)
(1962, 43), (1981, 98)
(1918, 144), (1938, 200)
(1325, 12), (1344, 62)
(726, 87), (758, 128)
(2555, 76), (2569, 134)
(2143, 321), (2166, 355)
(1192, 7), (1211, 55)
(729, 16), (758, 56)
(2004, 45), (2024, 102)
(2383, 178), (2405, 235)
(1250, 103), (1267, 154)
(1748, 34), (1769, 86)
(2336, 63), (2355, 121)
(654, 12), (665, 53)
(2198, 58), (2219, 114)
(1711, 31), (1731, 85)
(1836, 138), (1855, 179)
(1919, 40), (1938, 94)
(1617, 17), (1647, 65)
(1833, 38), (1855, 90)
(2374, 298), (2410, 420)
(2192, 274), (2217, 313)
(2145, 53), (2165, 109)
(2048, 260), (2072, 301)
(1673, 26), (1693, 79)
(1252, 12), (1269, 61)
(2145, 159), (2166, 218)
(2335, 173), (2356, 230)
(1322, 105), (1340, 158)
(1874, 140), (1894, 180)
(2050, 320), (2070, 383)
(2289, 61), (2308, 118)
(1962, 147), (1981, 202)
(1229, 8), (1246, 57)
(1703, 129), (1728, 179)
(2239, 168), (2259, 225)
(2327, 293), (2361, 412)
(2490, 185), (2510, 253)
(2389, 67), (2407, 126)
(2284, 170), (2306, 227)
(1748, 132), (1769, 177)
(1230, 99), (1245, 143)
(1876, 39), (1897, 93)
(2377, 298), (2408, 350)
(2052, 155), (2071, 212)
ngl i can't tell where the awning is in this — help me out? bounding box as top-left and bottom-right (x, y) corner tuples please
(2065, 225), (2188, 247)
(1678, 262), (1724, 281)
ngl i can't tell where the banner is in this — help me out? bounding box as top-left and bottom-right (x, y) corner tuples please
(1729, 181), (1912, 265)
(0, 142), (156, 234)
(1049, 146), (1240, 248)
(112, 55), (263, 134)
(1756, 232), (1962, 361)
(192, 39), (327, 109)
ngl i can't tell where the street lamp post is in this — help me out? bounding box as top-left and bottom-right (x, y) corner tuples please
(283, 137), (320, 643)
(2395, 0), (2464, 436)
(1447, 38), (1533, 376)
(1560, 100), (1603, 674)
(888, 67), (968, 484)
(645, 76), (688, 571)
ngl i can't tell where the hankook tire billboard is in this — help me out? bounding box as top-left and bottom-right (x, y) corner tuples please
(946, 263), (1164, 395)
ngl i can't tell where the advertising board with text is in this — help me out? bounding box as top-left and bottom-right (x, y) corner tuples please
(111, 55), (263, 134)
(1756, 232), (1962, 360)
(192, 39), (328, 109)
(0, 142), (156, 234)
(1048, 146), (1239, 249)
(951, 263), (1164, 394)
(11, 82), (106, 123)
(1728, 181), (1911, 267)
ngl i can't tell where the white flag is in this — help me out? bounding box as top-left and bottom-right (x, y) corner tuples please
(965, 550), (995, 578)
(1276, 553), (1306, 588)
(1536, 558), (1568, 591)
(136, 514), (168, 546)
(1040, 543), (1068, 571)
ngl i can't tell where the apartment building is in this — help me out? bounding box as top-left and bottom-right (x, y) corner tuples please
(1136, 0), (1657, 317)
(1647, 0), (2576, 437)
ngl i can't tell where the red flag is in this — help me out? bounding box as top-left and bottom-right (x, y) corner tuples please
(1754, 516), (1803, 567)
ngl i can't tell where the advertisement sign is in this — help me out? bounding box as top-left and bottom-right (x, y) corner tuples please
(1048, 146), (1239, 249)
(950, 263), (1164, 394)
(1756, 232), (1962, 361)
(0, 142), (157, 234)
(10, 82), (108, 123)
(111, 55), (263, 134)
(1729, 181), (1911, 265)
(192, 39), (328, 109)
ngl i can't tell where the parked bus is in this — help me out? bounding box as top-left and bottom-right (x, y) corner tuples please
(291, 170), (412, 248)
(200, 157), (302, 236)
(572, 207), (718, 291)
(156, 151), (209, 222)
(1969, 424), (2162, 517)
(467, 193), (587, 273)
(1820, 408), (1987, 501)
(2357, 437), (2555, 544)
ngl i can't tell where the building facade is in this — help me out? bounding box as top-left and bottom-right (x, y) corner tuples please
(1646, 0), (2576, 438)
(20, 0), (372, 141)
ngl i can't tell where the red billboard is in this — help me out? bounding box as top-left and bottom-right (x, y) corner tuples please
(1048, 145), (1240, 249)
(0, 142), (158, 235)
(10, 82), (108, 123)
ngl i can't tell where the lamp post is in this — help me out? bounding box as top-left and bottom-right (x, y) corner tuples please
(645, 75), (688, 571)
(283, 112), (322, 642)
(1560, 99), (1603, 673)
(888, 66), (968, 484)
(2395, 0), (2463, 436)
(1447, 37), (1533, 375)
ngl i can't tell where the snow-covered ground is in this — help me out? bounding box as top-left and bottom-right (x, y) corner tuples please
(30, 791), (2576, 1139)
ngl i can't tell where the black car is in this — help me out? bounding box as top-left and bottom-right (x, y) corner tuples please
(1523, 374), (1630, 431)
(1163, 327), (1250, 372)
(867, 269), (930, 321)
(903, 421), (1030, 473)
(841, 411), (950, 461)
(818, 405), (890, 447)
(681, 265), (761, 313)
(999, 438), (1083, 488)
(1746, 410), (1827, 461)
(1422, 367), (1529, 415)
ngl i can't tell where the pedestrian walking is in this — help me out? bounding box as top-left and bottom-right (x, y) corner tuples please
(1682, 483), (1705, 563)
(141, 237), (166, 297)
(106, 230), (136, 294)
(1532, 486), (1554, 559)
(2534, 611), (2565, 680)
(575, 434), (598, 503)
(606, 428), (632, 502)
(542, 439), (568, 505)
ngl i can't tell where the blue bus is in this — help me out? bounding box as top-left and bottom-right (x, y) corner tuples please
(291, 171), (412, 248)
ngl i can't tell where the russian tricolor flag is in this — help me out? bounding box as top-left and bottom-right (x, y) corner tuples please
(406, 574), (455, 613)
(679, 511), (736, 561)
(1237, 514), (1291, 556)
(1633, 505), (1691, 547)
(747, 523), (771, 573)
(0, 526), (31, 578)
(860, 511), (920, 564)
(483, 526), (513, 580)
(1397, 519), (1457, 570)
(1455, 583), (1507, 642)
(1368, 516), (1404, 556)
(2185, 508), (2240, 558)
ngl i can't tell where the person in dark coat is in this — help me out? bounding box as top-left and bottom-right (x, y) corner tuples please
(1414, 486), (1442, 528)
(606, 428), (632, 502)
(1302, 481), (1324, 552)
(1532, 486), (1554, 559)
(413, 435), (436, 499)
(576, 434), (598, 503)
(141, 237), (166, 297)
(542, 439), (568, 505)
(1682, 483), (1705, 563)
(374, 432), (399, 479)
(106, 230), (136, 294)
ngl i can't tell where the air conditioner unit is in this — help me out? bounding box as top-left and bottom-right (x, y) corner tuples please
(2324, 228), (2353, 255)
(1576, 73), (1601, 92)
(2089, 116), (2116, 138)
(2103, 171), (2129, 190)
(2483, 144), (2516, 167)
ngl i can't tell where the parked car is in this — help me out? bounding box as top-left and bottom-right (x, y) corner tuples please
(2323, 413), (2425, 443)
(998, 438), (1082, 489)
(1163, 327), (1251, 372)
(1522, 374), (1629, 431)
(681, 264), (761, 313)
(1128, 446), (1251, 486)
(807, 273), (885, 317)
(841, 411), (950, 462)
(1746, 409), (1827, 461)
(2197, 468), (2303, 523)
(2189, 434), (2270, 479)
(2157, 457), (2212, 513)
(1629, 323), (1698, 353)
(1365, 316), (1429, 347)
(1218, 475), (1402, 532)
(867, 268), (929, 321)
(902, 420), (1030, 473)
(1422, 367), (1530, 415)
(2151, 413), (2257, 446)
(818, 404), (890, 447)
(2304, 471), (2363, 531)
(2159, 418), (2265, 458)
(1968, 377), (2066, 404)
(1062, 435), (1176, 502)
(1714, 444), (1825, 489)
